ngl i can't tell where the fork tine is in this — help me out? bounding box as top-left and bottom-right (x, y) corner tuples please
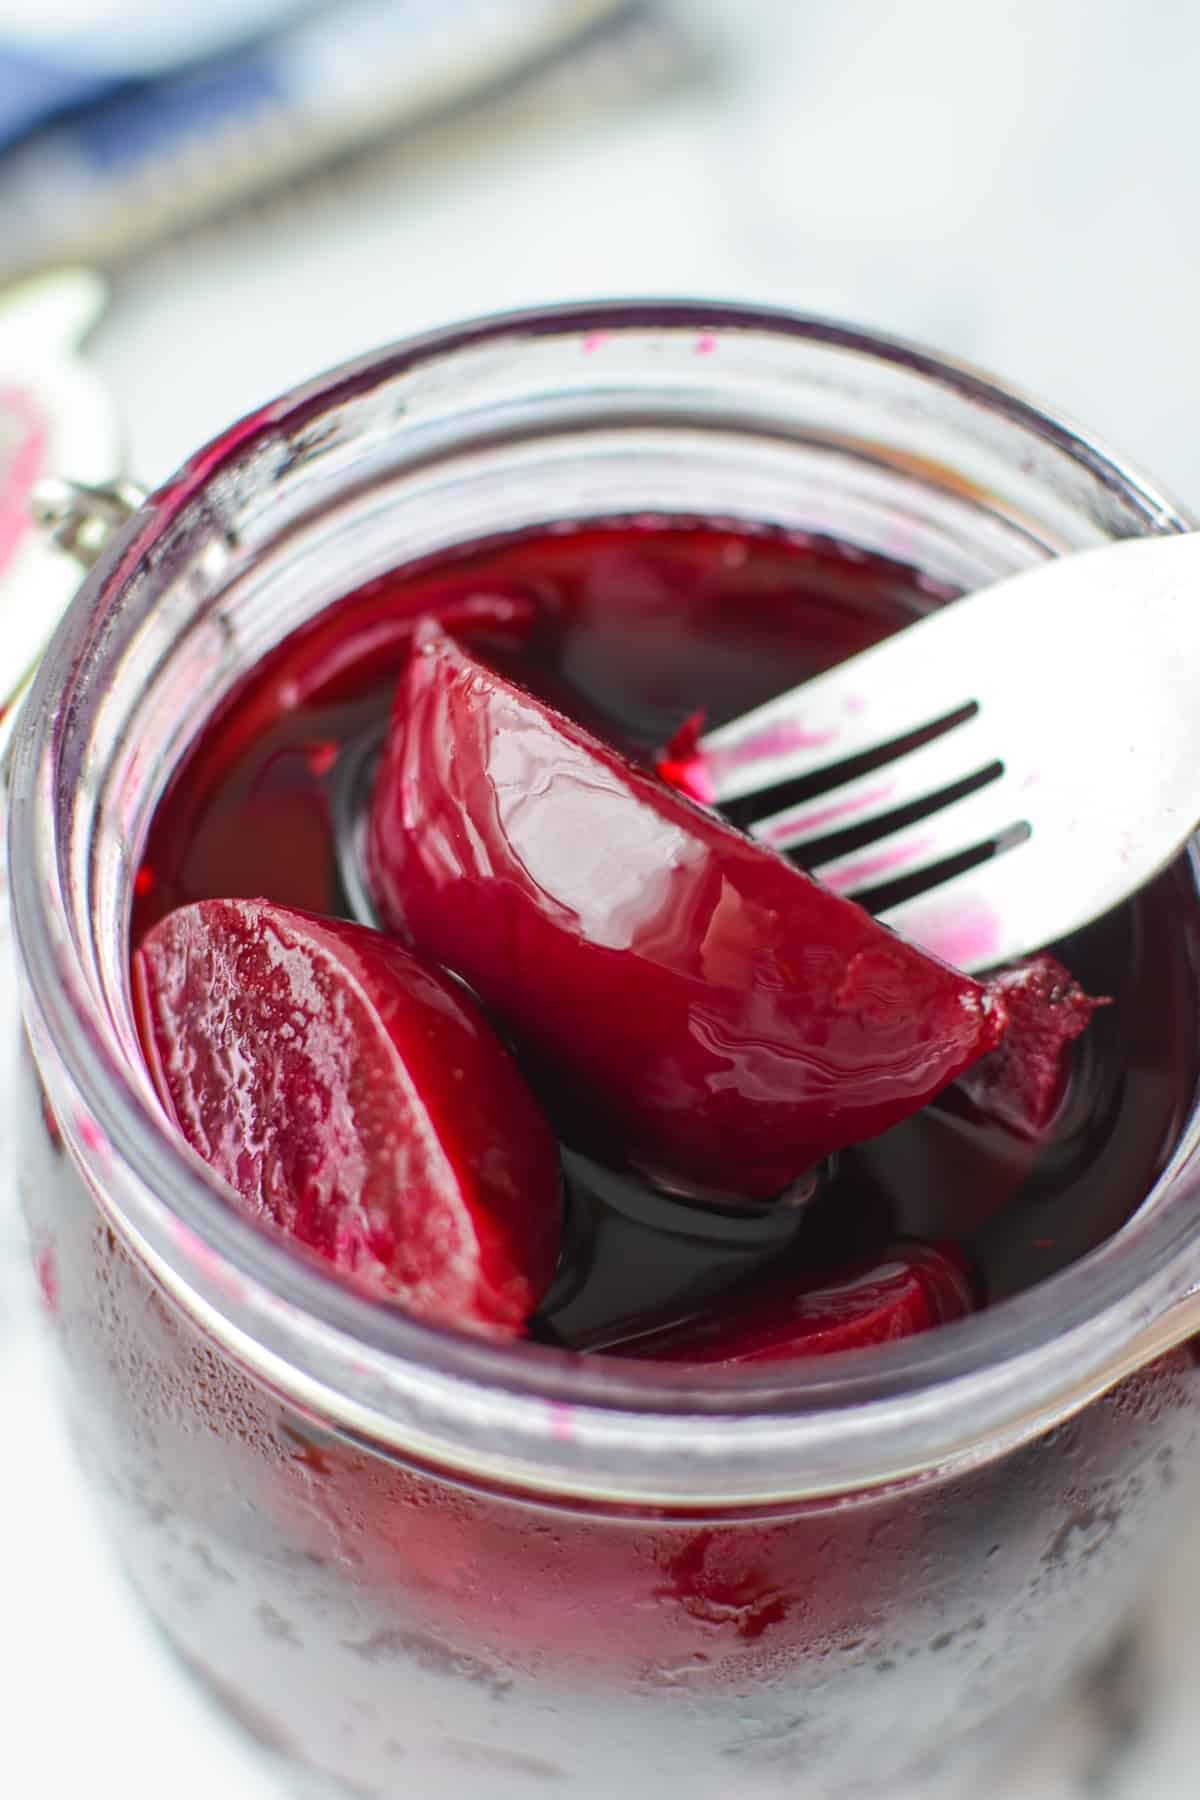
(749, 712), (1002, 852)
(809, 781), (1029, 903)
(701, 604), (983, 804)
(880, 853), (1047, 974)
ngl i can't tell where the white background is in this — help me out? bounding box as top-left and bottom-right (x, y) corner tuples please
(8, 2), (1200, 1794)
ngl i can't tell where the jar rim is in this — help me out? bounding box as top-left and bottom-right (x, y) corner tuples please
(12, 297), (1200, 1507)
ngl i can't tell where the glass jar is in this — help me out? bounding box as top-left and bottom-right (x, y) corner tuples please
(11, 302), (1200, 1800)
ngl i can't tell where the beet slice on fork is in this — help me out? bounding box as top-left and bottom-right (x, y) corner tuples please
(368, 623), (1007, 1204)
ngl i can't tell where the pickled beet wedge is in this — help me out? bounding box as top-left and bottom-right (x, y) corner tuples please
(133, 899), (561, 1336)
(963, 953), (1107, 1137)
(615, 1243), (975, 1364)
(367, 623), (1006, 1202)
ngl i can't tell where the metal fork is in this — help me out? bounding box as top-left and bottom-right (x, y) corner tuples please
(700, 533), (1200, 973)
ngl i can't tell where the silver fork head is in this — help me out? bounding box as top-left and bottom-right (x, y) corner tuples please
(699, 533), (1200, 972)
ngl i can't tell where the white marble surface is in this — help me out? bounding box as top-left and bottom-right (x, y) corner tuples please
(8, 2), (1200, 1793)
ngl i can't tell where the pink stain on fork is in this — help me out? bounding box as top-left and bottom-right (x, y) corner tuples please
(707, 718), (838, 787)
(660, 716), (840, 809)
(899, 896), (1002, 971)
(820, 836), (935, 894)
(761, 781), (895, 848)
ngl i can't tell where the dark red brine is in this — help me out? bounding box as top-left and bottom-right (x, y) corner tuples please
(132, 519), (1200, 1359)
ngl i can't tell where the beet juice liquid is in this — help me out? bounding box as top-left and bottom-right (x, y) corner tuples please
(131, 519), (1200, 1354)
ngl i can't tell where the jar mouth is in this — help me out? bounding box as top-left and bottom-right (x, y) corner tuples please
(12, 297), (1200, 1506)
